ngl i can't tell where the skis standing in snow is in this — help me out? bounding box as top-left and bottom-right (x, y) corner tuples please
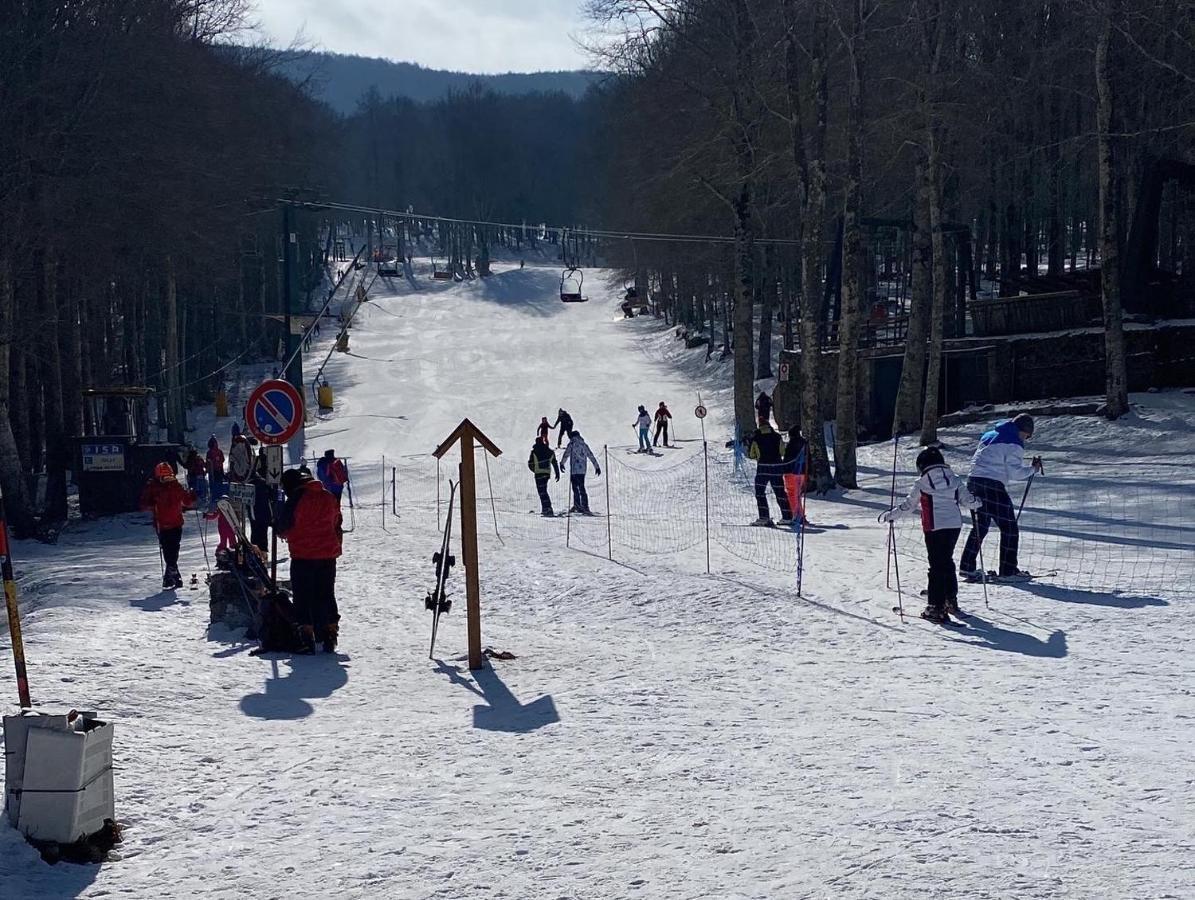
(958, 413), (1043, 582)
(275, 469), (343, 654)
(634, 406), (652, 452)
(139, 462), (197, 589)
(551, 408), (574, 448)
(748, 418), (793, 526)
(653, 402), (672, 447)
(560, 430), (601, 515)
(880, 447), (980, 624)
(527, 437), (561, 516)
(316, 449), (349, 505)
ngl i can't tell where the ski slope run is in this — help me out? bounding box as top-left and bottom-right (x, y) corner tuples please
(2, 261), (1193, 899)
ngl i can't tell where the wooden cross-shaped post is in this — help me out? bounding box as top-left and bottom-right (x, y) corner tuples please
(433, 418), (502, 670)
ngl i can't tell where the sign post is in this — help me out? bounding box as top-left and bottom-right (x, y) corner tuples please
(433, 419), (502, 671)
(246, 380), (305, 584)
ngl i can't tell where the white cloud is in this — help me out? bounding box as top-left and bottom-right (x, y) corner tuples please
(251, 0), (592, 73)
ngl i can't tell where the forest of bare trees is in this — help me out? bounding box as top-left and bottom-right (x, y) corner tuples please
(2, 0), (1193, 535)
(586, 0), (1195, 488)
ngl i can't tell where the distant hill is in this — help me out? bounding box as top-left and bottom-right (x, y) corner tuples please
(276, 51), (600, 113)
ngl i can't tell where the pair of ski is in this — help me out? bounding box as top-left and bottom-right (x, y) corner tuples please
(215, 498), (278, 628)
(426, 481), (458, 659)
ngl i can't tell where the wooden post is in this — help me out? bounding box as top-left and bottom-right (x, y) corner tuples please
(0, 487), (31, 707)
(433, 419), (501, 672)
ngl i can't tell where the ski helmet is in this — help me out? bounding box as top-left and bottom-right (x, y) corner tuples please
(916, 446), (945, 474)
(154, 462), (174, 479)
(1013, 413), (1035, 437)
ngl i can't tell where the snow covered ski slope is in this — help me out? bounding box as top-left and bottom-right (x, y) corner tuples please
(2, 262), (1193, 899)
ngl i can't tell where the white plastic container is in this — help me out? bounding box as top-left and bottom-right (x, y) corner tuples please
(3, 711), (72, 825)
(8, 716), (115, 844)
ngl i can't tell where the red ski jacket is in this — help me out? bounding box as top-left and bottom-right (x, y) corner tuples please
(139, 478), (197, 531)
(279, 480), (343, 560)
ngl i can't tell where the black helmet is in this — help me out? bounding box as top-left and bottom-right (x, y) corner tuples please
(916, 446), (945, 473)
(280, 468), (312, 495)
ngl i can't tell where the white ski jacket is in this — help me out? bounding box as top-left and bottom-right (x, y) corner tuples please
(561, 436), (600, 476)
(892, 464), (979, 533)
(968, 420), (1036, 486)
(635, 412), (651, 430)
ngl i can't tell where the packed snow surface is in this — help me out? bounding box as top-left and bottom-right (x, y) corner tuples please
(2, 262), (1193, 898)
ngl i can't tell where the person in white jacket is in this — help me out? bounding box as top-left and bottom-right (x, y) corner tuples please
(560, 430), (601, 515)
(881, 446), (979, 624)
(633, 406), (652, 452)
(958, 413), (1043, 580)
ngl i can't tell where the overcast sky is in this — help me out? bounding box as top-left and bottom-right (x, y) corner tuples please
(252, 0), (593, 73)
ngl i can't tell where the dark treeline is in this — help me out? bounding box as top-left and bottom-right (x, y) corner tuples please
(0, 1), (333, 535)
(586, 0), (1195, 488)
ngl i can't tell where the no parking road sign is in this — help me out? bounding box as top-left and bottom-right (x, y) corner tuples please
(246, 379), (305, 445)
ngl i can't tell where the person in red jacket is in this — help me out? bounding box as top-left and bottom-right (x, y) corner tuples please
(139, 462), (197, 589)
(275, 469), (343, 653)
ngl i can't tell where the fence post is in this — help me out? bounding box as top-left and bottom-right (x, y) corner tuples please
(704, 440), (711, 574)
(392, 467), (397, 516)
(604, 445), (612, 561)
(381, 454), (386, 528)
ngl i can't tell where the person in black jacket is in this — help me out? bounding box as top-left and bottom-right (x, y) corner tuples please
(249, 453), (276, 552)
(551, 408), (574, 448)
(527, 438), (561, 516)
(755, 391), (773, 426)
(748, 418), (793, 525)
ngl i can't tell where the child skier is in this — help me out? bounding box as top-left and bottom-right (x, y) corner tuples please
(634, 406), (652, 452)
(880, 447), (980, 624)
(537, 416), (552, 445)
(653, 402), (672, 447)
(206, 435), (225, 499)
(560, 430), (601, 515)
(139, 462), (197, 589)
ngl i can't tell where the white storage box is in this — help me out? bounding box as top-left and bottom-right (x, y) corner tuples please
(4, 714), (114, 844)
(3, 712), (72, 825)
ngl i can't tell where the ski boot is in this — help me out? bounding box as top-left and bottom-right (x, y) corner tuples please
(994, 569), (1033, 584)
(920, 605), (949, 624)
(946, 598), (965, 619)
(322, 623), (339, 654)
(298, 625), (317, 655)
(750, 517), (773, 527)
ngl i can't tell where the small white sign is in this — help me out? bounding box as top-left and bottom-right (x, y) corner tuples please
(265, 445), (283, 486)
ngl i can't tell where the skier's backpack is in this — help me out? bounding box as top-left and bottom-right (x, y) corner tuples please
(251, 590), (307, 655)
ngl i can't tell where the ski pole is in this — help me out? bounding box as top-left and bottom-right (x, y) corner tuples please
(886, 436), (898, 589)
(194, 506), (212, 577)
(972, 511), (990, 610)
(890, 522), (904, 621)
(152, 511), (164, 576)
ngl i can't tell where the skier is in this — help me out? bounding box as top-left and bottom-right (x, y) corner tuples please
(206, 435), (226, 500)
(139, 462), (197, 589)
(782, 428), (809, 525)
(249, 453), (275, 552)
(634, 406), (652, 452)
(537, 416), (552, 445)
(527, 437), (561, 516)
(560, 430), (601, 515)
(275, 469), (343, 654)
(653, 402), (672, 447)
(551, 408), (574, 448)
(182, 444), (208, 507)
(880, 447), (980, 624)
(316, 449), (349, 504)
(755, 391), (773, 426)
(958, 413), (1043, 582)
(228, 429), (253, 483)
(748, 417), (793, 526)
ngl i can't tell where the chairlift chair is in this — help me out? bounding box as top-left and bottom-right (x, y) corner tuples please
(560, 266), (587, 302)
(431, 254), (453, 280)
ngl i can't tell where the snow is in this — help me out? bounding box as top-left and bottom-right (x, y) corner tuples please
(2, 261), (1194, 898)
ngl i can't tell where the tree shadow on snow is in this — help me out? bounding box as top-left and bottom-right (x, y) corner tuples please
(468, 268), (569, 318)
(238, 655), (350, 721)
(954, 615), (1067, 658)
(1007, 581), (1169, 609)
(433, 658), (560, 733)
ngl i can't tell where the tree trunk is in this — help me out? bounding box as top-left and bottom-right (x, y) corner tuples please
(1096, 0), (1129, 418)
(164, 256), (184, 443)
(834, 0), (867, 488)
(0, 255), (36, 535)
(41, 246), (68, 522)
(755, 273), (774, 379)
(893, 162), (933, 434)
(732, 185), (756, 433)
(920, 130), (949, 445)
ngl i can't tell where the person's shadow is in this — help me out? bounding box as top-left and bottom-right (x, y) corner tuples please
(1013, 581), (1168, 610)
(239, 655), (350, 720)
(130, 590), (190, 612)
(956, 615), (1068, 658)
